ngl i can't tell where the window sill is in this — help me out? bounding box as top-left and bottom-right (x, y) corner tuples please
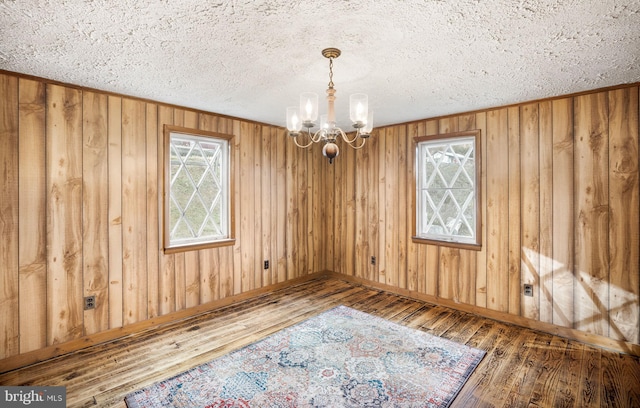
(164, 238), (236, 254)
(411, 236), (482, 251)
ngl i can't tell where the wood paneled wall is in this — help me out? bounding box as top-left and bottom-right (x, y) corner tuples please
(326, 86), (640, 346)
(0, 73), (326, 361)
(1, 71), (638, 366)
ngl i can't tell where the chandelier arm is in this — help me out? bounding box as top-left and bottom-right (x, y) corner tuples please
(334, 128), (366, 149)
(339, 129), (361, 144)
(291, 134), (315, 149)
(347, 137), (367, 150)
(311, 129), (325, 143)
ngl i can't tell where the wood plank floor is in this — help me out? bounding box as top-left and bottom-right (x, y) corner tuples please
(1, 277), (638, 407)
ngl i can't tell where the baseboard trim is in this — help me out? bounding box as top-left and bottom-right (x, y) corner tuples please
(0, 272), (327, 374)
(326, 271), (640, 357)
(2, 270), (636, 374)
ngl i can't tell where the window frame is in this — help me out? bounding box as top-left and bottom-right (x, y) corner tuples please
(162, 125), (235, 254)
(412, 130), (482, 250)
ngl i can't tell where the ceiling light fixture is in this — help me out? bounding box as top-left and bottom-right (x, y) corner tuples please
(286, 48), (373, 164)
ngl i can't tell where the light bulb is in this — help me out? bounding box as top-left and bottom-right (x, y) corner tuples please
(299, 92), (318, 124)
(349, 93), (368, 127)
(286, 106), (302, 133)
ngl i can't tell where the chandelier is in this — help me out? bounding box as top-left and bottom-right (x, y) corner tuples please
(285, 48), (373, 164)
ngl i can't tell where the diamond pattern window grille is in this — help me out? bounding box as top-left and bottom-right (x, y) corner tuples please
(416, 135), (477, 244)
(169, 133), (229, 247)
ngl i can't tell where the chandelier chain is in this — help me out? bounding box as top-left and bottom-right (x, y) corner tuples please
(328, 57), (334, 89)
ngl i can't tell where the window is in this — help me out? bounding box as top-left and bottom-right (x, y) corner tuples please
(413, 130), (481, 249)
(163, 125), (234, 253)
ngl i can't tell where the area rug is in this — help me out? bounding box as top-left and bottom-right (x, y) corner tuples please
(125, 305), (485, 407)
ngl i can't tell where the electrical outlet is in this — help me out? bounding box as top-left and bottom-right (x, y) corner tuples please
(264, 260), (269, 270)
(371, 256), (376, 266)
(523, 284), (534, 297)
(84, 295), (96, 310)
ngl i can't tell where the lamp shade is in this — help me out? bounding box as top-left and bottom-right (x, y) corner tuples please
(300, 92), (318, 123)
(286, 107), (302, 132)
(349, 93), (368, 126)
(362, 110), (373, 134)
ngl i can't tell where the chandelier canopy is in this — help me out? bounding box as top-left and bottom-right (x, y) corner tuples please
(286, 48), (373, 164)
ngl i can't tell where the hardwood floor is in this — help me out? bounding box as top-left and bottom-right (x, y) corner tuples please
(1, 277), (638, 407)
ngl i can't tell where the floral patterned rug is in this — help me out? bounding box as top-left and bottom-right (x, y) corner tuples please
(125, 305), (485, 407)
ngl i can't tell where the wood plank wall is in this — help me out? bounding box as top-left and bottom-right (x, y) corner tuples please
(0, 73), (326, 361)
(1, 71), (638, 365)
(326, 86), (640, 346)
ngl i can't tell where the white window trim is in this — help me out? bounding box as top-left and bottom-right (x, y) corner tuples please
(163, 125), (235, 253)
(413, 130), (482, 250)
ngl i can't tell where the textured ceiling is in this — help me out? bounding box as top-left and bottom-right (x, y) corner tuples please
(1, 0), (639, 128)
